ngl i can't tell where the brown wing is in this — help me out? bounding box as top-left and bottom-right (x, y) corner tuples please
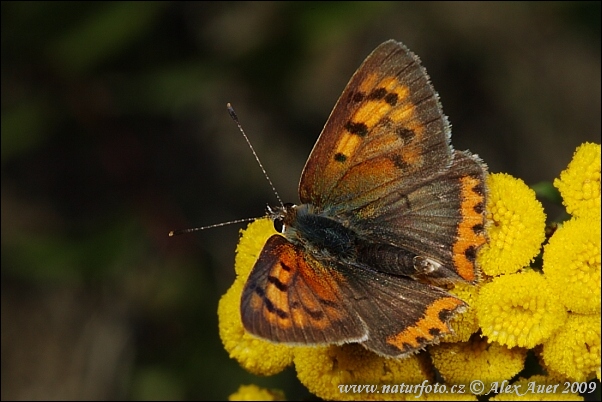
(241, 235), (368, 344)
(299, 40), (452, 212)
(337, 262), (466, 357)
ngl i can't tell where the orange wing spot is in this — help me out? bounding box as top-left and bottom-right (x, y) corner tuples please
(264, 264), (293, 307)
(388, 103), (416, 126)
(378, 76), (398, 89)
(453, 175), (487, 282)
(353, 101), (393, 129)
(334, 132), (363, 159)
(400, 147), (421, 167)
(386, 297), (464, 349)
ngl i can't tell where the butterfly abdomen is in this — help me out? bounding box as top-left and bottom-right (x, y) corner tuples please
(354, 242), (418, 277)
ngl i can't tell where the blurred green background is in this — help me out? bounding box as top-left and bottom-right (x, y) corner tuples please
(1, 2), (600, 400)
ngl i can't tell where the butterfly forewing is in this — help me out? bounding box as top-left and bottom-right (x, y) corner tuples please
(241, 235), (368, 344)
(299, 40), (452, 212)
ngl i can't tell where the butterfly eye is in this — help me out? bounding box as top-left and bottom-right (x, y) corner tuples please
(272, 203), (296, 233)
(273, 218), (285, 233)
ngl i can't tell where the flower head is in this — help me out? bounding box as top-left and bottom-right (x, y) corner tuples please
(543, 213), (601, 314)
(541, 313), (601, 382)
(477, 173), (546, 276)
(553, 142), (601, 219)
(476, 271), (567, 348)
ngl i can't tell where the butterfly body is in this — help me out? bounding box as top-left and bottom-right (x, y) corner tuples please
(240, 40), (487, 358)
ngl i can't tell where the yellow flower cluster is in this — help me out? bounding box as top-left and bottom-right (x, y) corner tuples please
(539, 142), (601, 382)
(218, 143), (601, 400)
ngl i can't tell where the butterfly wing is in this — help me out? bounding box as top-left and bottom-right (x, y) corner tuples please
(241, 234), (368, 344)
(299, 40), (486, 283)
(340, 263), (466, 357)
(300, 40), (452, 211)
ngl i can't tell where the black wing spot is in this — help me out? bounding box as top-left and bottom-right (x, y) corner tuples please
(368, 87), (387, 100)
(280, 261), (292, 272)
(304, 307), (324, 321)
(334, 153), (347, 162)
(267, 275), (288, 291)
(438, 308), (455, 322)
(472, 181), (486, 196)
(396, 127), (415, 143)
(384, 92), (399, 106)
(472, 223), (484, 235)
(345, 121), (369, 137)
(464, 245), (477, 262)
(414, 336), (428, 345)
(429, 327), (442, 337)
(473, 202), (485, 215)
(252, 283), (265, 298)
(351, 92), (366, 103)
(264, 297), (288, 319)
(391, 154), (408, 170)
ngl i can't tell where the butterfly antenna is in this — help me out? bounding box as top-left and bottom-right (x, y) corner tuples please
(227, 103), (284, 208)
(169, 217), (256, 237)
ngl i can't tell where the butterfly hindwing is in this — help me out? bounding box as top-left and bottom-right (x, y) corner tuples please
(352, 150), (487, 283)
(336, 263), (466, 357)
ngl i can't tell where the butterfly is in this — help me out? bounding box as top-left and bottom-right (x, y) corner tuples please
(240, 40), (487, 358)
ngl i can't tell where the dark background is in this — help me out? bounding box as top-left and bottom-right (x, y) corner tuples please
(2, 2), (600, 400)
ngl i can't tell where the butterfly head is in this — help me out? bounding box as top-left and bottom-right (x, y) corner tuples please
(266, 203), (297, 233)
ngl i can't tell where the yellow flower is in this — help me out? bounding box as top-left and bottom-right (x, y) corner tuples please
(476, 271), (567, 348)
(541, 313), (601, 382)
(442, 283), (480, 343)
(217, 219), (294, 376)
(477, 173), (546, 276)
(488, 375), (583, 401)
(293, 344), (432, 401)
(554, 142), (601, 218)
(228, 384), (285, 401)
(543, 213), (601, 314)
(429, 336), (527, 395)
